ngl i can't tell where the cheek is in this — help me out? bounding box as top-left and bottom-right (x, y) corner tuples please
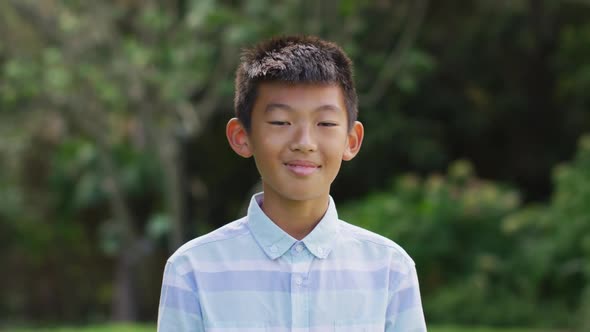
(322, 146), (347, 169)
(262, 134), (281, 146)
(251, 133), (280, 152)
(322, 136), (349, 155)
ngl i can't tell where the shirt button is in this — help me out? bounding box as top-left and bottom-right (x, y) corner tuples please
(317, 247), (324, 255)
(294, 276), (303, 285)
(295, 244), (304, 252)
(270, 245), (278, 253)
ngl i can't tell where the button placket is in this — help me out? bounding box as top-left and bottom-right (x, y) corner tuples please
(289, 241), (313, 328)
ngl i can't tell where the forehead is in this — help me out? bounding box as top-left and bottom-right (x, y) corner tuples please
(253, 82), (346, 114)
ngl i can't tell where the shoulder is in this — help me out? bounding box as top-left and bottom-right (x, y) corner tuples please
(336, 219), (416, 266)
(167, 217), (251, 264)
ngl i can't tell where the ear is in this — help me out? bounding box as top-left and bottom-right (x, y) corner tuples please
(226, 118), (253, 158)
(343, 121), (364, 161)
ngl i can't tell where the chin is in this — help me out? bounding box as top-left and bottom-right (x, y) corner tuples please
(278, 189), (326, 202)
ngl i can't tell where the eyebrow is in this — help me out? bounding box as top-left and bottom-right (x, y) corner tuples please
(264, 103), (342, 113)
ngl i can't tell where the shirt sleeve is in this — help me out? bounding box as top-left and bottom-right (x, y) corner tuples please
(157, 260), (204, 332)
(385, 261), (427, 332)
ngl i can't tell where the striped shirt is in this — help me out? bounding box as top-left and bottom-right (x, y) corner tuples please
(158, 193), (427, 331)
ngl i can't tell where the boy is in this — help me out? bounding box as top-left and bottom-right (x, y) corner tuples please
(157, 35), (427, 331)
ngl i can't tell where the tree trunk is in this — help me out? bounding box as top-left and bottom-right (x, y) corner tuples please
(112, 250), (138, 321)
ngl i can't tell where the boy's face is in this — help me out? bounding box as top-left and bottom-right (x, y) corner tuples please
(227, 82), (363, 203)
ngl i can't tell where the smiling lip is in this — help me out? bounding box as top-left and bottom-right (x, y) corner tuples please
(284, 161), (320, 176)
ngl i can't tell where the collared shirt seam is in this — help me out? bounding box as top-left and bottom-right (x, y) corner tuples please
(352, 237), (414, 262)
(171, 229), (252, 258)
(338, 225), (416, 265)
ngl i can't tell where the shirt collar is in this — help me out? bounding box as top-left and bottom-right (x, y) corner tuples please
(247, 192), (340, 260)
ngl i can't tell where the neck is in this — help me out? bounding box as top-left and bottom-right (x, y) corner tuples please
(260, 192), (329, 240)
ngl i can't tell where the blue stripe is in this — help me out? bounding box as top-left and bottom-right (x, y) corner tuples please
(161, 285), (202, 316)
(191, 268), (399, 293)
(309, 267), (397, 291)
(194, 270), (292, 292)
(386, 285), (420, 317)
(396, 286), (420, 312)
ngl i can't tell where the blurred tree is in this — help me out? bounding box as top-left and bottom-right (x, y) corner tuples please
(500, 133), (590, 328)
(340, 161), (531, 325)
(335, 0), (590, 204)
(0, 0), (243, 321)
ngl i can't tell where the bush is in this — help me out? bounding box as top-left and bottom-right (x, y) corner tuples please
(341, 160), (530, 325)
(341, 134), (590, 329)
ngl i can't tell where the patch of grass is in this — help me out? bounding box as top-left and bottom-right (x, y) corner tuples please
(1, 324), (153, 332)
(431, 327), (555, 332)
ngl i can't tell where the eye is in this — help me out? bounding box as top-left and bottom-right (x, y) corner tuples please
(268, 121), (290, 126)
(318, 122), (338, 127)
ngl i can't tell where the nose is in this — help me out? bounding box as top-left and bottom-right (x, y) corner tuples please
(289, 124), (317, 153)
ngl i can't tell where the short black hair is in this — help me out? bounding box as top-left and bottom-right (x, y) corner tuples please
(234, 35), (358, 132)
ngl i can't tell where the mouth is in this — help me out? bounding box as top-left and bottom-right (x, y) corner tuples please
(284, 161), (321, 176)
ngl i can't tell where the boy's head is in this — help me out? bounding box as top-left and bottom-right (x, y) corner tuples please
(227, 35), (364, 204)
(234, 35), (358, 132)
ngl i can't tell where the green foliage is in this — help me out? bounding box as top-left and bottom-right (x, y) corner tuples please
(501, 134), (590, 328)
(341, 135), (590, 328)
(6, 324), (154, 332)
(341, 161), (529, 325)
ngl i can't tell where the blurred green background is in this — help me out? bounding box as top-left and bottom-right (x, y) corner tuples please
(1, 0), (589, 331)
